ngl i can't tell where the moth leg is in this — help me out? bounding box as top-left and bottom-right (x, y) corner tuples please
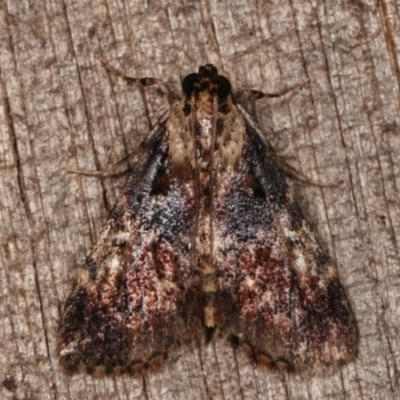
(271, 152), (343, 188)
(67, 151), (139, 177)
(68, 56), (177, 177)
(95, 54), (177, 104)
(238, 80), (341, 188)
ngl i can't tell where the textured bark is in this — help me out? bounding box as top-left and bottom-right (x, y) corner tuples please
(0, 0), (399, 399)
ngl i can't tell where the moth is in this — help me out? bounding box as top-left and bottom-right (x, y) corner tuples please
(58, 64), (357, 371)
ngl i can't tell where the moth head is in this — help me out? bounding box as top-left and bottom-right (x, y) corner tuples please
(182, 64), (231, 99)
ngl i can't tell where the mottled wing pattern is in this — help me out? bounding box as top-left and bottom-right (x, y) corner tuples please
(214, 109), (357, 365)
(58, 107), (200, 369)
(59, 63), (357, 371)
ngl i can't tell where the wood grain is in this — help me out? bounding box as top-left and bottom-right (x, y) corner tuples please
(0, 0), (399, 398)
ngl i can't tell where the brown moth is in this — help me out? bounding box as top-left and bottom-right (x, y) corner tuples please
(58, 64), (357, 371)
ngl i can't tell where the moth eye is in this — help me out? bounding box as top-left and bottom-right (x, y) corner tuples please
(182, 102), (191, 116)
(216, 76), (231, 98)
(182, 73), (199, 96)
(218, 103), (230, 114)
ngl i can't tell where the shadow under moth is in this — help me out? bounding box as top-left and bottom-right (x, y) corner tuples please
(58, 64), (357, 373)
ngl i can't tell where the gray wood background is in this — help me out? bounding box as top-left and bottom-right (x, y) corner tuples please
(0, 0), (399, 399)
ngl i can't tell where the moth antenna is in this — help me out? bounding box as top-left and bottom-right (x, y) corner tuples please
(236, 80), (309, 104)
(95, 54), (177, 104)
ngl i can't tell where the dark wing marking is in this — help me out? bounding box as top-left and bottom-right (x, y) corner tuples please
(58, 117), (200, 369)
(214, 112), (357, 365)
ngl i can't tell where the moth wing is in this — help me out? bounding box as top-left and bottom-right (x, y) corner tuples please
(214, 112), (357, 365)
(58, 114), (199, 368)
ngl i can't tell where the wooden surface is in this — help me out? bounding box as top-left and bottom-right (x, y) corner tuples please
(1, 0), (399, 399)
